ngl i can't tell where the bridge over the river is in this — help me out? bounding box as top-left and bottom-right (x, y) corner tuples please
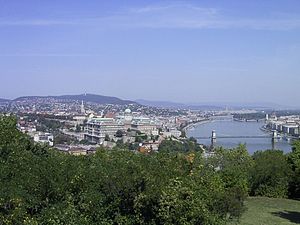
(193, 135), (271, 139)
(191, 130), (277, 144)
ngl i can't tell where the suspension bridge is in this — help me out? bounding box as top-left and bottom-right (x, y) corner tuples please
(192, 130), (277, 142)
(193, 135), (271, 139)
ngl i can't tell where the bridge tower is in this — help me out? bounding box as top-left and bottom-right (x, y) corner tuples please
(272, 130), (277, 143)
(211, 130), (217, 145)
(271, 130), (277, 150)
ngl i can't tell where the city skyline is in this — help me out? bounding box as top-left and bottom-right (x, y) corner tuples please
(0, 92), (296, 110)
(1, 1), (300, 106)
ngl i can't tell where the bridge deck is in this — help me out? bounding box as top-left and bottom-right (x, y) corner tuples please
(194, 136), (270, 139)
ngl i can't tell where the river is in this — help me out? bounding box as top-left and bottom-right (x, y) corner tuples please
(186, 119), (292, 154)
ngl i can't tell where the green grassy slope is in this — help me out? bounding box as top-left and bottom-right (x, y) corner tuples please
(233, 197), (300, 225)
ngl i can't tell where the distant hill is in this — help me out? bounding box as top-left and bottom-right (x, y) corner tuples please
(136, 99), (224, 110)
(136, 99), (187, 109)
(136, 99), (291, 110)
(14, 94), (136, 105)
(200, 102), (293, 110)
(0, 98), (10, 103)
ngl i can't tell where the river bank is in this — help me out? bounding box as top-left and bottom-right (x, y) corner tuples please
(261, 125), (300, 141)
(181, 118), (211, 132)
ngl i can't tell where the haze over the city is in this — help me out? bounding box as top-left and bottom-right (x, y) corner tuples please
(1, 0), (300, 107)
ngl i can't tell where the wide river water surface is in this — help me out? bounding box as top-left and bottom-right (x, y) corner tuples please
(186, 120), (292, 154)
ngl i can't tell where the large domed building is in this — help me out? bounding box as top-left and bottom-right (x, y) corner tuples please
(124, 108), (131, 114)
(124, 108), (133, 129)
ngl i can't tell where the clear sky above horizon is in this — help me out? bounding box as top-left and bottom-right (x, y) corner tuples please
(1, 0), (300, 106)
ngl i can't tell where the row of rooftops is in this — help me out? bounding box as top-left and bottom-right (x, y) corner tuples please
(86, 116), (159, 126)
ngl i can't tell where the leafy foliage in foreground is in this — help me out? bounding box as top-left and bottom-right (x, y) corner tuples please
(0, 116), (248, 224)
(249, 150), (291, 198)
(158, 137), (201, 153)
(288, 141), (300, 199)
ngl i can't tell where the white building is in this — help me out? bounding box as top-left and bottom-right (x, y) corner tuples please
(33, 132), (54, 146)
(162, 129), (182, 138)
(282, 124), (299, 136)
(84, 117), (125, 143)
(131, 117), (158, 135)
(84, 109), (162, 143)
(117, 109), (159, 135)
(73, 115), (86, 125)
(267, 115), (300, 137)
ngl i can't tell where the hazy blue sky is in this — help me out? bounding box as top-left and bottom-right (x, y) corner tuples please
(1, 0), (300, 106)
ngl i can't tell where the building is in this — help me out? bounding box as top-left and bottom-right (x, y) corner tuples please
(73, 115), (86, 125)
(131, 117), (158, 135)
(118, 109), (159, 135)
(33, 132), (54, 146)
(282, 124), (299, 136)
(55, 144), (98, 155)
(266, 115), (300, 137)
(84, 109), (162, 144)
(162, 128), (182, 138)
(84, 117), (125, 143)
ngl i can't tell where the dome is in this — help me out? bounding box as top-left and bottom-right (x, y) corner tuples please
(125, 108), (131, 114)
(88, 113), (95, 119)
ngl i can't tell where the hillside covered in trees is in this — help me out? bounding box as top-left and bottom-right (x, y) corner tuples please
(0, 115), (300, 224)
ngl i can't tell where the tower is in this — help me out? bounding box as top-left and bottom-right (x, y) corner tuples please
(272, 130), (278, 150)
(80, 100), (85, 114)
(211, 130), (217, 145)
(124, 108), (132, 122)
